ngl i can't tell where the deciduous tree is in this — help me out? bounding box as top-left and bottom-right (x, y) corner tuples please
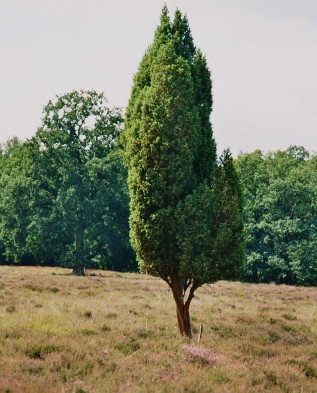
(0, 91), (135, 273)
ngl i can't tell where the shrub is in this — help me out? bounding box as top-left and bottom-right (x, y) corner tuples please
(183, 345), (219, 367)
(83, 311), (92, 319)
(26, 344), (63, 359)
(100, 324), (111, 332)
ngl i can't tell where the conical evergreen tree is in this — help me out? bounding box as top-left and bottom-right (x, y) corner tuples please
(172, 10), (195, 62)
(193, 50), (217, 184)
(124, 7), (244, 338)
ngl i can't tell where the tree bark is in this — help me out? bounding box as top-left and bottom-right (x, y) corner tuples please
(175, 299), (192, 338)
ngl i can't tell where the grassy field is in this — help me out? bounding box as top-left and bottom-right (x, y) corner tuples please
(0, 266), (317, 393)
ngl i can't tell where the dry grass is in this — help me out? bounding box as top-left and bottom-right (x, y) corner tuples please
(0, 266), (317, 393)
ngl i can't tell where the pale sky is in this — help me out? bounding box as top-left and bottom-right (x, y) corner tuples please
(1, 0), (317, 155)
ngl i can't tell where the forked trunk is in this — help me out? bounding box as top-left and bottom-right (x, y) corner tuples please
(169, 279), (193, 338)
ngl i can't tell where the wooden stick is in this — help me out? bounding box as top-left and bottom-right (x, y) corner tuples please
(197, 323), (203, 342)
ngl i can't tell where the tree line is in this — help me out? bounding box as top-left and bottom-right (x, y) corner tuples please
(2, 134), (315, 286)
(236, 146), (317, 286)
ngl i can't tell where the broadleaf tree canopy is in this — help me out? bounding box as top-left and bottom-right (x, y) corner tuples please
(0, 91), (135, 274)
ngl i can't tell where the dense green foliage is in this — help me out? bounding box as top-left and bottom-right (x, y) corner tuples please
(124, 7), (244, 336)
(2, 7), (314, 293)
(0, 91), (136, 273)
(236, 146), (317, 286)
(0, 138), (34, 265)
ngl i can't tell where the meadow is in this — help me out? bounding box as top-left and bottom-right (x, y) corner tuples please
(0, 266), (317, 393)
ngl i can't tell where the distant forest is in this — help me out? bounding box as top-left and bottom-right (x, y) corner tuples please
(1, 107), (316, 285)
(236, 146), (317, 286)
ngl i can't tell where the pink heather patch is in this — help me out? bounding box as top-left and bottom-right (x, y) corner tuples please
(183, 345), (219, 366)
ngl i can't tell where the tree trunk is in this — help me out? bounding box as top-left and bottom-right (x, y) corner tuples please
(175, 300), (192, 338)
(72, 221), (86, 276)
(71, 264), (86, 276)
(169, 279), (192, 338)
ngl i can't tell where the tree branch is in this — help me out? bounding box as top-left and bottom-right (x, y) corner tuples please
(185, 283), (198, 308)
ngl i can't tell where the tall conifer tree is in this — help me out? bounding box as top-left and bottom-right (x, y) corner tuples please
(124, 7), (244, 337)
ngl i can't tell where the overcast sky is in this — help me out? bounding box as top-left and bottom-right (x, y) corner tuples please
(1, 0), (316, 155)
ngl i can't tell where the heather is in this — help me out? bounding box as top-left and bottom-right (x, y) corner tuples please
(1, 266), (317, 392)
